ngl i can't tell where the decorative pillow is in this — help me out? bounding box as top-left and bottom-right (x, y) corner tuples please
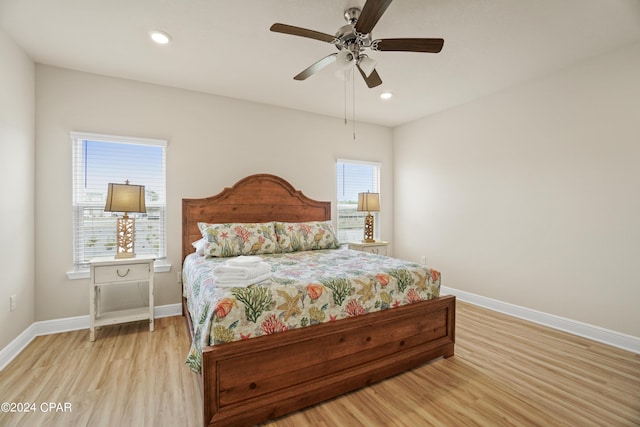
(274, 220), (340, 252)
(197, 222), (279, 257)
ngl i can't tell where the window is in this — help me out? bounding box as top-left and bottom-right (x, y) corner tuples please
(336, 159), (381, 243)
(71, 132), (167, 270)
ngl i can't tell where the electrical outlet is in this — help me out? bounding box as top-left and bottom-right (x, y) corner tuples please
(10, 294), (16, 311)
(420, 255), (427, 265)
(177, 270), (182, 284)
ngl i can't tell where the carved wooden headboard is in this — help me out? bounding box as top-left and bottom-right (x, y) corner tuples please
(182, 174), (331, 261)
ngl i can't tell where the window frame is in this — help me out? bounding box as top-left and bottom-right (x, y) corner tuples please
(335, 158), (382, 244)
(67, 132), (170, 279)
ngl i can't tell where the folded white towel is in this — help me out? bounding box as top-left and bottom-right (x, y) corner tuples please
(214, 261), (271, 280)
(227, 255), (262, 267)
(216, 272), (273, 288)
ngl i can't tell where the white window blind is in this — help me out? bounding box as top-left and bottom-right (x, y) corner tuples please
(71, 132), (167, 269)
(336, 159), (381, 243)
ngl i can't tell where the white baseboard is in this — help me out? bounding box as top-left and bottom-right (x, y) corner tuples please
(0, 303), (182, 371)
(442, 286), (640, 355)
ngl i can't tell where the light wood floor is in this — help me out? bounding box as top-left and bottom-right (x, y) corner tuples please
(1, 302), (638, 427)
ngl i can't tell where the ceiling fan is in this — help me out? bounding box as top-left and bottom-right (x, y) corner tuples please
(270, 0), (444, 88)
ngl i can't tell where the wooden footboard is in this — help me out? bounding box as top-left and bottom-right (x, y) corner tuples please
(199, 295), (455, 427)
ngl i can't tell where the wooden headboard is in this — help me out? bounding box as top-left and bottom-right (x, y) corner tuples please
(182, 174), (331, 261)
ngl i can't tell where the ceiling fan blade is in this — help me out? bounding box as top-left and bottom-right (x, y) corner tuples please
(373, 38), (444, 53)
(270, 23), (337, 44)
(355, 0), (393, 35)
(294, 53), (338, 80)
(357, 64), (383, 88)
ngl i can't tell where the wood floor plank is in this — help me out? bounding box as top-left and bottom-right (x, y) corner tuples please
(0, 302), (638, 426)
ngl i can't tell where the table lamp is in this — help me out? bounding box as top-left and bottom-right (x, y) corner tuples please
(104, 180), (146, 258)
(357, 191), (380, 243)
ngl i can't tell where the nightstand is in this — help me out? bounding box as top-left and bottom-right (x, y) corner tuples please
(348, 241), (390, 256)
(89, 255), (155, 341)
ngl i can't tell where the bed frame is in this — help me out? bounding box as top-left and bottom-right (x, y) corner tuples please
(182, 174), (456, 427)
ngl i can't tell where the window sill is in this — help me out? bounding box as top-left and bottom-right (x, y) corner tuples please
(66, 260), (172, 280)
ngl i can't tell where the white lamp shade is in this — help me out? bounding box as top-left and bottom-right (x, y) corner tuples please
(105, 182), (146, 213)
(358, 55), (376, 77)
(336, 49), (355, 69)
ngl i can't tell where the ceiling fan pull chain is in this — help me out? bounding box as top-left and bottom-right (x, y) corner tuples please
(344, 69), (348, 125)
(352, 66), (356, 140)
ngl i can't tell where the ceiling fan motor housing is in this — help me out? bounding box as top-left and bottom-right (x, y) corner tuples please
(335, 8), (372, 54)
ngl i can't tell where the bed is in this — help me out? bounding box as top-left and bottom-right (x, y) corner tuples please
(182, 173), (456, 427)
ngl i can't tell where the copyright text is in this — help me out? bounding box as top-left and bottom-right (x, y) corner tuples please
(1, 402), (72, 413)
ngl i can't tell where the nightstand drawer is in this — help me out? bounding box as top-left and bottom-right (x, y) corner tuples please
(360, 245), (387, 256)
(348, 241), (390, 256)
(94, 263), (150, 284)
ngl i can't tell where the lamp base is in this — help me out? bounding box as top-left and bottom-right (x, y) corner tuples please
(115, 251), (136, 259)
(115, 215), (136, 259)
(362, 213), (376, 243)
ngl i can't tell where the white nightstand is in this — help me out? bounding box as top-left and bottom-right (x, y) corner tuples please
(89, 255), (155, 341)
(348, 241), (390, 256)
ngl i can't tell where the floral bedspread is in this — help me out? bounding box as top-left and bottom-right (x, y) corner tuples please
(183, 248), (441, 373)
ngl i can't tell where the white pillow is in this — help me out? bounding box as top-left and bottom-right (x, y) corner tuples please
(192, 237), (207, 256)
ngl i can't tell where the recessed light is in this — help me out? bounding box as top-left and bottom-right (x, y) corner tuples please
(150, 30), (171, 45)
(380, 91), (393, 100)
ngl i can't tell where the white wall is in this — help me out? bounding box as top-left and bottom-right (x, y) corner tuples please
(394, 42), (640, 338)
(0, 28), (35, 349)
(24, 37), (640, 342)
(34, 65), (393, 321)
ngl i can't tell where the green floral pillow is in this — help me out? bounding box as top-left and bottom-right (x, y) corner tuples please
(197, 222), (279, 257)
(274, 221), (340, 253)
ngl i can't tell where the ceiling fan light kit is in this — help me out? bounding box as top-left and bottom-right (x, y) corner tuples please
(270, 0), (444, 88)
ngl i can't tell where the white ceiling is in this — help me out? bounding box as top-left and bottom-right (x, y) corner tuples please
(1, 0), (639, 127)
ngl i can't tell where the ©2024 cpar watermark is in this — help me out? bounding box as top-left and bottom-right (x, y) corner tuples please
(1, 402), (72, 413)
